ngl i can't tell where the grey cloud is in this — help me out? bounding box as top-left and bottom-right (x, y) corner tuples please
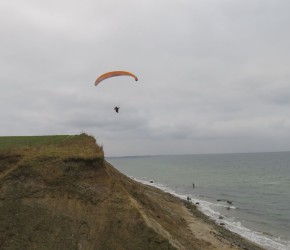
(1, 0), (290, 155)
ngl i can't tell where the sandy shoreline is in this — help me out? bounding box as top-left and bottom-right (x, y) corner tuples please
(135, 178), (265, 250)
(185, 201), (265, 250)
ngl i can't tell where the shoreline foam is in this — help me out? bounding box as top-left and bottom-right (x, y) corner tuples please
(131, 177), (289, 250)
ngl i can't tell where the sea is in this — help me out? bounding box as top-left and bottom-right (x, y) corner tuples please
(107, 152), (290, 250)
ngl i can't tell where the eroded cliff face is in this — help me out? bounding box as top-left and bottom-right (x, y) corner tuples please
(0, 135), (199, 250)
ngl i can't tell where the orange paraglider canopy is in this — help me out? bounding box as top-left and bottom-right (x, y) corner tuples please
(95, 71), (138, 86)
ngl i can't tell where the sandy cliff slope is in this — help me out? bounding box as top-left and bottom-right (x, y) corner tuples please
(0, 134), (264, 250)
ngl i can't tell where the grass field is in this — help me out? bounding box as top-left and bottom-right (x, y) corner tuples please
(0, 133), (104, 168)
(0, 135), (74, 149)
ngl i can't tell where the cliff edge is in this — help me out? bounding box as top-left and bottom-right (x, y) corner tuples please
(0, 134), (264, 250)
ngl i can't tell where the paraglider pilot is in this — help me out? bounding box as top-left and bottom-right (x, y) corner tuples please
(114, 106), (120, 113)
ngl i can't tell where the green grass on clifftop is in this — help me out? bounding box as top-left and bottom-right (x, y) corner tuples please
(0, 135), (72, 149)
(0, 133), (104, 163)
(0, 133), (104, 196)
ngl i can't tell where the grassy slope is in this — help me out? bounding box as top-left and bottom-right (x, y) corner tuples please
(0, 134), (104, 162)
(0, 135), (73, 149)
(0, 134), (177, 250)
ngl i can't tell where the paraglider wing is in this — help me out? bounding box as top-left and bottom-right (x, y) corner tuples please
(95, 71), (138, 86)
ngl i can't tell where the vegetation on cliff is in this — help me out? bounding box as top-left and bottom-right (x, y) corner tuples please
(0, 134), (177, 249)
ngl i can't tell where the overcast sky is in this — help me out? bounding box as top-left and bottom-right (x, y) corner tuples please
(1, 0), (290, 156)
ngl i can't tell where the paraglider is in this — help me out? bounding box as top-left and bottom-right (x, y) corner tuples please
(95, 71), (138, 86)
(94, 70), (138, 114)
(114, 106), (120, 113)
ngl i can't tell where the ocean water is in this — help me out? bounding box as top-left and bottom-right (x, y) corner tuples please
(107, 152), (290, 250)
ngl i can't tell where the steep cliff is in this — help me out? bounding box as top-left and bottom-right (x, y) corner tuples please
(0, 134), (263, 250)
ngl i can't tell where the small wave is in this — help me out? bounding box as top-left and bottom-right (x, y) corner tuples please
(261, 182), (280, 186)
(198, 194), (215, 199)
(215, 204), (237, 210)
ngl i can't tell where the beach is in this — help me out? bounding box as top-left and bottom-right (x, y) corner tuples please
(109, 153), (290, 250)
(123, 175), (265, 250)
